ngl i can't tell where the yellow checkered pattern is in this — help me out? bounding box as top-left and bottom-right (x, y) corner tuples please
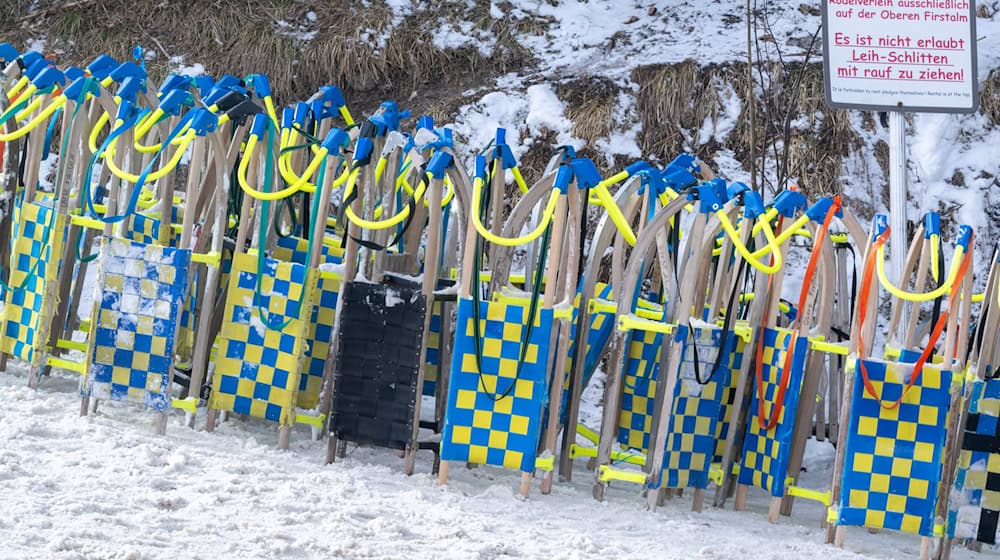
(838, 359), (951, 537)
(440, 297), (554, 472)
(950, 379), (1000, 543)
(297, 270), (340, 409)
(618, 328), (663, 451)
(82, 237), (189, 411)
(738, 327), (806, 497)
(423, 299), (444, 396)
(210, 253), (314, 426)
(1, 200), (66, 365)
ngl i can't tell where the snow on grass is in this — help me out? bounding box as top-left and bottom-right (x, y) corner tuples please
(594, 92), (643, 166)
(526, 83), (581, 149)
(168, 56), (206, 78)
(432, 20), (496, 56)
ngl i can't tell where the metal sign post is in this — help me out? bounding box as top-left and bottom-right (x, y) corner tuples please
(822, 0), (978, 342)
(889, 110), (907, 338)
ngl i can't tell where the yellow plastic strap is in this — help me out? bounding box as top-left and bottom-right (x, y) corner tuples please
(876, 243), (964, 302)
(106, 127), (195, 183)
(568, 443), (595, 460)
(171, 397), (199, 414)
(264, 96), (280, 126)
(278, 126), (324, 188)
(55, 339), (88, 352)
(830, 232), (849, 244)
(534, 455), (555, 472)
(294, 413), (326, 429)
(132, 108), (166, 152)
(510, 166), (529, 194)
(576, 423), (599, 444)
(809, 337), (849, 356)
(930, 233), (940, 283)
(471, 178), (560, 247)
(240, 134), (327, 200)
(79, 318), (92, 332)
(69, 214), (107, 231)
(750, 210), (811, 259)
(717, 209), (783, 274)
(827, 506), (840, 524)
(47, 356), (85, 374)
(339, 105), (354, 126)
(191, 251), (222, 267)
(934, 523), (944, 537)
(786, 485), (832, 506)
(0, 93), (65, 141)
(88, 111), (111, 153)
(7, 78), (30, 99)
(617, 314), (676, 335)
(591, 183), (636, 246)
(344, 166), (425, 230)
(597, 465), (647, 485)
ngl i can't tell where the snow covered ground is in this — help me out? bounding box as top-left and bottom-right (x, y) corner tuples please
(0, 365), (983, 559)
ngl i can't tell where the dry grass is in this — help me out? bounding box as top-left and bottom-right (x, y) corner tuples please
(9, 0), (531, 119)
(632, 60), (863, 199)
(981, 69), (1000, 126)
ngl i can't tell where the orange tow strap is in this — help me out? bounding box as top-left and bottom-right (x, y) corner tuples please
(754, 197), (841, 430)
(856, 226), (973, 409)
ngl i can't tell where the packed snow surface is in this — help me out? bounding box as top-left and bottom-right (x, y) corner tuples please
(0, 367), (984, 559)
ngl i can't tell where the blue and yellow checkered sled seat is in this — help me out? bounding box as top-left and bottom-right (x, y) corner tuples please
(556, 281), (616, 423)
(657, 325), (744, 490)
(949, 247), (1000, 546)
(79, 237), (191, 411)
(949, 378), (1000, 545)
(614, 315), (744, 489)
(440, 297), (554, 472)
(272, 233), (344, 409)
(209, 252), (313, 425)
(1, 197), (67, 366)
(125, 208), (183, 248)
(835, 359), (951, 536)
(831, 219), (973, 543)
(423, 298), (445, 396)
(737, 326), (809, 497)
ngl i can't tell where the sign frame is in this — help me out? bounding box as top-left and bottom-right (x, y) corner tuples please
(821, 0), (979, 114)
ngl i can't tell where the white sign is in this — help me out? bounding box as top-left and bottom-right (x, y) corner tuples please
(822, 0), (978, 112)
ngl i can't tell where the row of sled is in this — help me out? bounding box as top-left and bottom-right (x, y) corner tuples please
(2, 45), (1000, 559)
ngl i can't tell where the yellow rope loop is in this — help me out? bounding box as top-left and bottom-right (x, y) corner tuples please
(0, 93), (65, 142)
(88, 110), (111, 153)
(590, 181), (636, 246)
(105, 123), (195, 184)
(396, 164), (454, 209)
(875, 241), (964, 302)
(716, 209), (783, 274)
(237, 133), (331, 201)
(343, 164), (425, 230)
(471, 177), (560, 247)
(6, 77), (31, 100)
(277, 125), (321, 192)
(747, 209), (811, 259)
(510, 166), (529, 194)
